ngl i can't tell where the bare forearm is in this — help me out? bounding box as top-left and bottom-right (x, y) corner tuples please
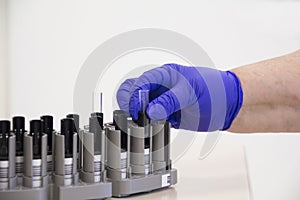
(229, 50), (300, 133)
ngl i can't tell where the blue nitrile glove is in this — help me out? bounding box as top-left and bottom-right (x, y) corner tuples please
(117, 64), (243, 131)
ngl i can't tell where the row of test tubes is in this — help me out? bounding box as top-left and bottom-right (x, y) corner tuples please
(0, 90), (174, 199)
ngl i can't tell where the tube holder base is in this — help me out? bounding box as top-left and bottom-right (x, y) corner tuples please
(109, 169), (177, 197)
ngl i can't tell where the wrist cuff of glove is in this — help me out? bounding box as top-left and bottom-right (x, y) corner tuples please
(221, 71), (244, 130)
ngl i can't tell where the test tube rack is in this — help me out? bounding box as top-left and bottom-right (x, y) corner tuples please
(0, 96), (177, 199)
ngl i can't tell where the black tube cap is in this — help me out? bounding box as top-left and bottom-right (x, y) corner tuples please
(61, 118), (75, 158)
(30, 120), (43, 159)
(90, 112), (103, 129)
(0, 120), (10, 160)
(0, 120), (10, 135)
(113, 110), (127, 132)
(91, 112), (103, 117)
(13, 116), (25, 132)
(66, 114), (79, 133)
(41, 115), (53, 133)
(89, 116), (103, 133)
(30, 120), (42, 135)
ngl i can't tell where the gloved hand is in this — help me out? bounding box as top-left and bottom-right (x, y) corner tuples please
(117, 64), (243, 131)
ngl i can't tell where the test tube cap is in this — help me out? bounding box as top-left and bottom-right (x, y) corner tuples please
(0, 120), (10, 134)
(13, 116), (25, 131)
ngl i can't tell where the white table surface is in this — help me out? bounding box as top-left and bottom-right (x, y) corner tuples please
(111, 135), (251, 200)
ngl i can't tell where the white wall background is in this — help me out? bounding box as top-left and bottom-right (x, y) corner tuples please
(4, 0), (300, 199)
(0, 0), (8, 118)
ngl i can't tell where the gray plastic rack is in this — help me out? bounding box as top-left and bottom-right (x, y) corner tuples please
(0, 96), (177, 199)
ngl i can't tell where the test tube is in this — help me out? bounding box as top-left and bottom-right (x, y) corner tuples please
(139, 90), (148, 112)
(80, 115), (103, 183)
(0, 121), (10, 161)
(0, 120), (16, 190)
(30, 120), (43, 159)
(41, 115), (54, 173)
(81, 91), (105, 183)
(53, 118), (78, 186)
(23, 120), (47, 188)
(129, 90), (151, 175)
(13, 117), (25, 157)
(92, 92), (103, 113)
(61, 119), (75, 159)
(137, 90), (150, 127)
(91, 92), (104, 132)
(113, 110), (128, 150)
(66, 114), (81, 170)
(13, 116), (25, 183)
(105, 110), (129, 180)
(99, 92), (103, 113)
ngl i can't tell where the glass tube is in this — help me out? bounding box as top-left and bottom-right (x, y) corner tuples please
(139, 90), (149, 113)
(92, 91), (103, 113)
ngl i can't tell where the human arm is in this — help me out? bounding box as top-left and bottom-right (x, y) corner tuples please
(229, 50), (300, 133)
(117, 50), (300, 133)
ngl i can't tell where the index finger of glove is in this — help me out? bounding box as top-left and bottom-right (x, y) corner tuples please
(129, 66), (176, 120)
